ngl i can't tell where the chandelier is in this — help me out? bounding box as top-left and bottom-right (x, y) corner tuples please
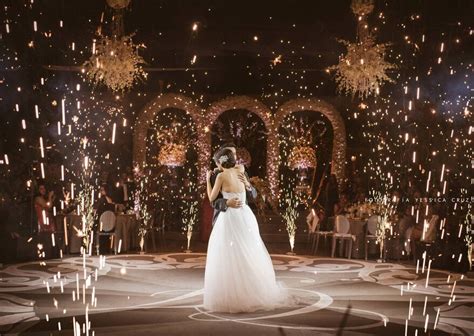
(82, 0), (147, 92)
(330, 0), (396, 98)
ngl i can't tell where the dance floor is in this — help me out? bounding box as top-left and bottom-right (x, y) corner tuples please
(1, 253), (473, 335)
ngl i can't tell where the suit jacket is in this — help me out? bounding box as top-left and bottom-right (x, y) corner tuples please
(210, 170), (257, 225)
(114, 182), (135, 204)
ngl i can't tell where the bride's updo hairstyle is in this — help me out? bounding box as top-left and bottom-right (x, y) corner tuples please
(216, 148), (236, 169)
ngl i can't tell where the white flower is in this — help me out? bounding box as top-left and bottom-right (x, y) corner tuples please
(218, 155), (228, 164)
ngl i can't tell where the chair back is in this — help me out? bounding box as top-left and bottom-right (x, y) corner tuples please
(306, 209), (320, 233)
(100, 211), (116, 232)
(367, 215), (379, 235)
(335, 215), (350, 234)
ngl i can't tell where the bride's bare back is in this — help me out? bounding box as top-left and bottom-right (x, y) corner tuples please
(207, 164), (246, 202)
(219, 165), (246, 194)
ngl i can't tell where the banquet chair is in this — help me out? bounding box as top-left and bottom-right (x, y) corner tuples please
(412, 215), (439, 261)
(96, 211), (116, 255)
(311, 216), (334, 255)
(365, 215), (379, 260)
(331, 215), (353, 259)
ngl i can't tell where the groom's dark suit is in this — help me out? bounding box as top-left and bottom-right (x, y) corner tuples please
(210, 170), (257, 226)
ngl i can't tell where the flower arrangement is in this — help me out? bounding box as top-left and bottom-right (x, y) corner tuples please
(280, 116), (325, 170)
(83, 34), (147, 92)
(158, 143), (187, 167)
(288, 146), (317, 170)
(155, 117), (195, 168)
(249, 176), (279, 217)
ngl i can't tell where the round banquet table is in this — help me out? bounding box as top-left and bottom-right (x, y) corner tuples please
(114, 214), (139, 253)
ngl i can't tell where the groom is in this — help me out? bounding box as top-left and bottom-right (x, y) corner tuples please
(209, 143), (257, 225)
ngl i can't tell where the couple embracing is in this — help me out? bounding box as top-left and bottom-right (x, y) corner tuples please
(203, 143), (289, 313)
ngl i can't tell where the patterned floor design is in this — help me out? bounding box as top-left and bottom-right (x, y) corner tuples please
(0, 253), (473, 335)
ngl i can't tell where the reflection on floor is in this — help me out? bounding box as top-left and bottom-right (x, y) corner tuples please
(0, 253), (473, 335)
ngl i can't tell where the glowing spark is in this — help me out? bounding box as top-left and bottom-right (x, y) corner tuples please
(111, 123), (116, 144)
(271, 55), (282, 66)
(61, 99), (66, 125)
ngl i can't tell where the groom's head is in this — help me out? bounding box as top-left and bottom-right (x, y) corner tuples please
(219, 142), (237, 157)
(212, 152), (223, 170)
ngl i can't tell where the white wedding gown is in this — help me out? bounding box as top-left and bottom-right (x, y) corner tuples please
(203, 191), (286, 313)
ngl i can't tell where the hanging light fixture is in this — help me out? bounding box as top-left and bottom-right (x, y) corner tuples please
(82, 0), (147, 92)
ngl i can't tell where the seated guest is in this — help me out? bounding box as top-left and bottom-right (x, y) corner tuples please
(354, 190), (366, 204)
(34, 183), (56, 233)
(334, 193), (349, 216)
(95, 185), (115, 220)
(94, 185), (116, 253)
(115, 172), (134, 209)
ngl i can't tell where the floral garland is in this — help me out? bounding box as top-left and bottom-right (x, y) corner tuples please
(83, 35), (147, 92)
(288, 146), (317, 170)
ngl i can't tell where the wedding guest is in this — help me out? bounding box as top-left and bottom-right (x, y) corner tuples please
(334, 193), (349, 216)
(34, 183), (56, 233)
(115, 172), (133, 209)
(323, 174), (339, 218)
(95, 184), (115, 220)
(354, 189), (367, 204)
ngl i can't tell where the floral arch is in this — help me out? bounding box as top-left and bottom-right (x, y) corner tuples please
(134, 95), (346, 194)
(205, 96), (279, 192)
(133, 93), (206, 181)
(275, 98), (346, 185)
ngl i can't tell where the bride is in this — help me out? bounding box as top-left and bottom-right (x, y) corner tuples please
(203, 148), (285, 313)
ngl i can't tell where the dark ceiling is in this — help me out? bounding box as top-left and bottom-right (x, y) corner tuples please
(1, 0), (472, 97)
